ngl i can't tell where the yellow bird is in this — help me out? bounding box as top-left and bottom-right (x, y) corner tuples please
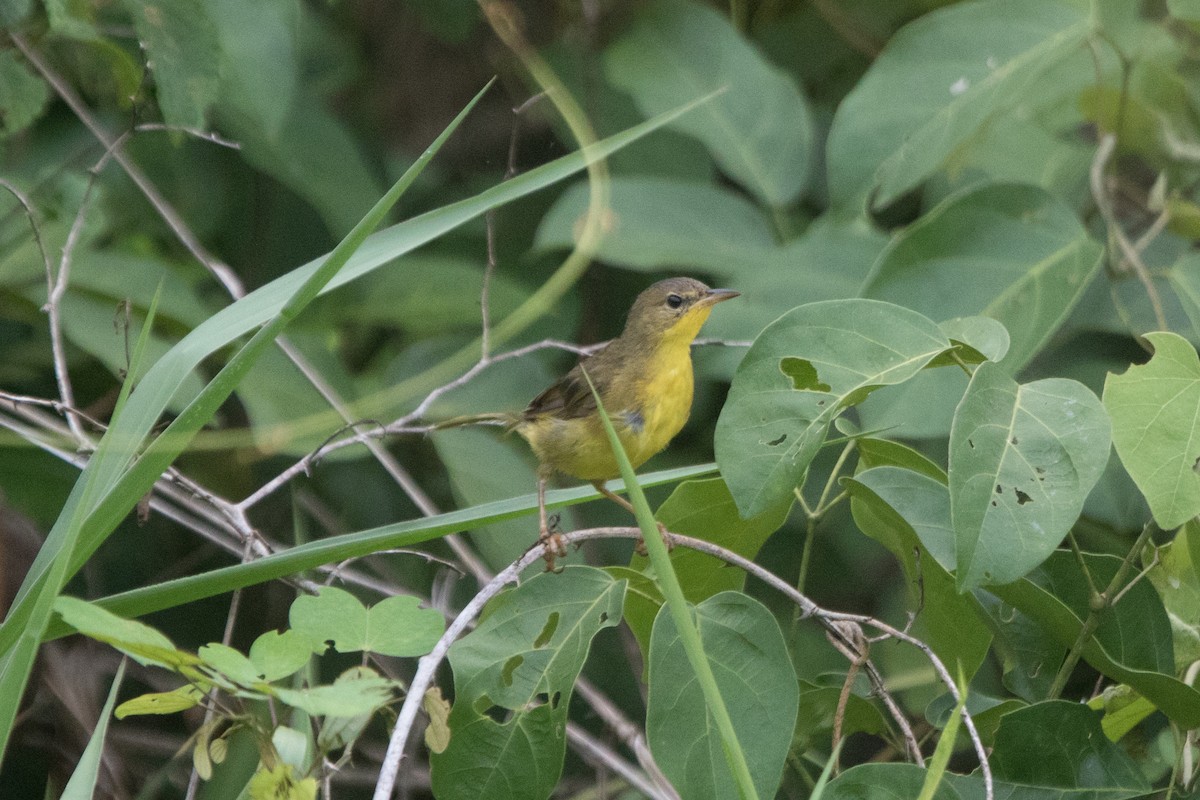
(437, 277), (738, 557)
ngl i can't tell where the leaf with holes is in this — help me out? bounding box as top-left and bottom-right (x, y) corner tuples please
(715, 299), (951, 518)
(1104, 332), (1200, 530)
(430, 566), (625, 800)
(647, 592), (798, 800)
(951, 363), (1110, 590)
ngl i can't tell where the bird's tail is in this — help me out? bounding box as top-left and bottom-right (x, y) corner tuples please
(432, 412), (516, 431)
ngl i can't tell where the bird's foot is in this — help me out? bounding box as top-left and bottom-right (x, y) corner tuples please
(538, 522), (569, 573)
(634, 521), (673, 557)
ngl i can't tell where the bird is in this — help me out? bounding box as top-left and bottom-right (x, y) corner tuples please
(435, 277), (738, 564)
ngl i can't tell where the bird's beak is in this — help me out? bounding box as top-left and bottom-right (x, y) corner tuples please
(701, 288), (740, 306)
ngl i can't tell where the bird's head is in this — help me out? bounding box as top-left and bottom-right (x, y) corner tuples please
(621, 277), (739, 347)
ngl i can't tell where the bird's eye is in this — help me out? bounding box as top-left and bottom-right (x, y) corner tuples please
(666, 293), (684, 309)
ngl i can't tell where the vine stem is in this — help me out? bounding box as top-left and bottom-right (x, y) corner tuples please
(1046, 523), (1155, 700)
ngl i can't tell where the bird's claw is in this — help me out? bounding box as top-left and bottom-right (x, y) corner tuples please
(634, 522), (674, 557)
(539, 530), (569, 572)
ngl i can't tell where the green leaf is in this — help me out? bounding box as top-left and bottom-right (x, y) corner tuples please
(989, 551), (1200, 728)
(826, 0), (1088, 209)
(935, 317), (1011, 366)
(248, 630), (319, 683)
(647, 592), (797, 800)
(1147, 522), (1200, 668)
(950, 363), (1110, 590)
(430, 566), (624, 800)
(844, 466), (992, 679)
(622, 478), (791, 655)
(120, 0), (220, 129)
(822, 763), (963, 799)
(1169, 0), (1200, 21)
(0, 49), (49, 138)
(716, 299), (950, 518)
(115, 684), (204, 718)
(272, 668), (395, 718)
(54, 596), (199, 669)
(534, 175), (776, 276)
(925, 691), (1025, 747)
(862, 183), (1104, 372)
(1103, 331), (1200, 529)
(199, 642), (263, 687)
(991, 702), (1149, 791)
(288, 587), (444, 658)
(975, 591), (1064, 702)
(605, 0), (813, 206)
(827, 762), (1149, 799)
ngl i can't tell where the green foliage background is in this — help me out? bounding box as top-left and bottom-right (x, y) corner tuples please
(3, 0), (1200, 797)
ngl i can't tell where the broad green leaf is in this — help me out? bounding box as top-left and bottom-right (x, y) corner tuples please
(699, 215), (888, 351)
(54, 596), (199, 669)
(925, 691), (1025, 747)
(120, 0), (219, 129)
(647, 592), (797, 800)
(795, 679), (890, 755)
(826, 0), (1088, 209)
(62, 660), (125, 800)
(828, 762), (1148, 800)
(249, 630), (319, 683)
(975, 591), (1064, 702)
(1103, 331), (1200, 529)
(622, 478), (791, 655)
(1170, 0), (1200, 21)
(0, 49), (49, 138)
(989, 551), (1200, 728)
(1170, 255), (1200, 342)
(716, 299), (950, 518)
(288, 586), (443, 658)
(991, 702), (1149, 792)
(862, 183), (1104, 372)
(430, 566), (624, 800)
(825, 765), (962, 800)
(272, 668), (395, 718)
(115, 684), (204, 718)
(200, 643), (263, 687)
(950, 363), (1110, 590)
(534, 175), (776, 276)
(845, 466), (992, 678)
(1147, 522), (1200, 668)
(605, 0), (813, 206)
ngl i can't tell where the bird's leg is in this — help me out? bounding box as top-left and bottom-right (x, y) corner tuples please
(591, 480), (672, 556)
(537, 474), (568, 571)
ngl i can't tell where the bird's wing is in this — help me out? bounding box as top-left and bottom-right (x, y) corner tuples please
(522, 363), (598, 421)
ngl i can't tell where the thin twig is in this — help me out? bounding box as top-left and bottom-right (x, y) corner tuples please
(1090, 132), (1168, 330)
